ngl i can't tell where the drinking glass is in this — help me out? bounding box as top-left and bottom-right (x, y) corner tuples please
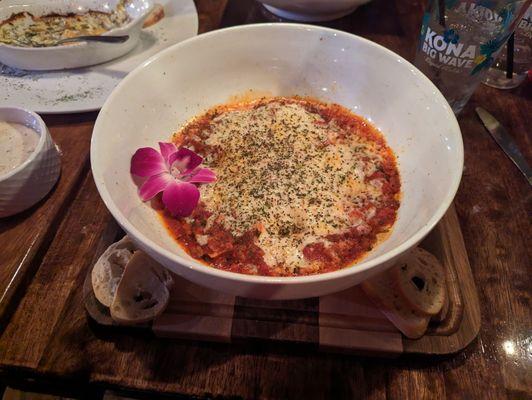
(483, 5), (532, 89)
(414, 0), (532, 114)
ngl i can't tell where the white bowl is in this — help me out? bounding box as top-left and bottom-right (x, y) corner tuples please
(258, 0), (372, 21)
(0, 107), (61, 217)
(0, 0), (154, 71)
(91, 23), (463, 300)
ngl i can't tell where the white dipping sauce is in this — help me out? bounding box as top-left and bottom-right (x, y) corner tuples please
(0, 121), (40, 176)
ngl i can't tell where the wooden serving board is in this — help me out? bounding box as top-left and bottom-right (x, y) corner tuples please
(84, 205), (481, 356)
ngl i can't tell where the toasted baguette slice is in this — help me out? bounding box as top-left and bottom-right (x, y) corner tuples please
(110, 251), (172, 325)
(392, 247), (446, 316)
(431, 285), (449, 323)
(143, 4), (165, 28)
(91, 236), (136, 307)
(361, 268), (430, 339)
(151, 262), (174, 291)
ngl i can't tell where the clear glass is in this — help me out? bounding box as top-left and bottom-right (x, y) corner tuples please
(483, 5), (531, 89)
(414, 0), (531, 114)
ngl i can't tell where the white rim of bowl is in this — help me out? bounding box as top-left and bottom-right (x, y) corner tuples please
(92, 22), (464, 285)
(0, 107), (47, 182)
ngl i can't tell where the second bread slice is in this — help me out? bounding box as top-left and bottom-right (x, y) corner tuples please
(361, 267), (430, 339)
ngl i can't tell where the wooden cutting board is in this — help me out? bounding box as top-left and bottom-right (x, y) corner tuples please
(84, 205), (481, 357)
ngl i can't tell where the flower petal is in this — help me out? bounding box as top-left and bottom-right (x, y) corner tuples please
(169, 147), (203, 174)
(139, 172), (172, 201)
(159, 142), (177, 164)
(162, 181), (200, 217)
(186, 167), (217, 183)
(131, 147), (167, 177)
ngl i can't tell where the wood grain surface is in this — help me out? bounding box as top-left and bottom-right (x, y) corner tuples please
(0, 0), (531, 399)
(82, 206), (479, 357)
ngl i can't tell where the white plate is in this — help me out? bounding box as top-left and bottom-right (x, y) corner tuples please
(0, 0), (198, 114)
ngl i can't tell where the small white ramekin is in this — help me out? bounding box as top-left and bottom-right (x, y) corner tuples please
(0, 107), (61, 217)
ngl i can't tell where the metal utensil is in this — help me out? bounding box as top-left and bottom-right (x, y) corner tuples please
(476, 107), (532, 185)
(53, 35), (130, 46)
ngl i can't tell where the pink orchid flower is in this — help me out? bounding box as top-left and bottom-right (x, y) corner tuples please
(130, 142), (216, 217)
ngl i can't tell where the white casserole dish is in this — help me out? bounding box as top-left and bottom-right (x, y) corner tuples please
(0, 0), (154, 70)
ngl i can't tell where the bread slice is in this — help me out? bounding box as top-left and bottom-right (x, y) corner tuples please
(392, 247), (446, 316)
(361, 267), (430, 339)
(92, 236), (174, 324)
(431, 285), (449, 323)
(143, 4), (165, 28)
(91, 236), (136, 307)
(110, 250), (172, 325)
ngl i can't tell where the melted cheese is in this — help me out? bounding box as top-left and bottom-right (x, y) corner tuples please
(0, 1), (130, 47)
(192, 98), (390, 274)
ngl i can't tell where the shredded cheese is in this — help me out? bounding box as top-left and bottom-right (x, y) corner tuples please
(186, 98), (393, 273)
(0, 1), (130, 47)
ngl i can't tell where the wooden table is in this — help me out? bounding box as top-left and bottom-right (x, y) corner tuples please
(0, 0), (530, 398)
